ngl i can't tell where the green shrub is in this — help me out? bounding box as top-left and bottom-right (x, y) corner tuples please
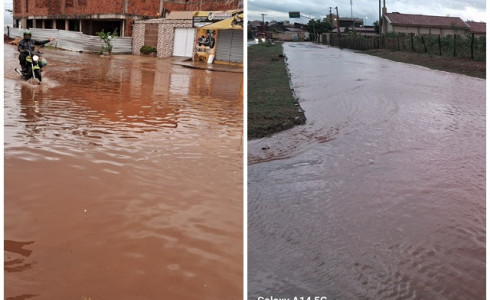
(96, 29), (118, 54)
(140, 45), (157, 54)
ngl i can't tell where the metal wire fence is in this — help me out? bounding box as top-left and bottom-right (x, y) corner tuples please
(323, 32), (486, 61)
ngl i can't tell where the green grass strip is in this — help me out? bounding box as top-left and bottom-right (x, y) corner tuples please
(248, 43), (306, 139)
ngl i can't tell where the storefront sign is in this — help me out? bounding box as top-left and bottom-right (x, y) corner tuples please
(193, 11), (234, 27)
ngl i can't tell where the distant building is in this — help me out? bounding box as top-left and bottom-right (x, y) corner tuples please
(467, 21), (486, 37)
(338, 17), (364, 29)
(13, 0), (240, 37)
(332, 26), (376, 36)
(248, 20), (266, 39)
(382, 12), (471, 36)
(277, 27), (308, 42)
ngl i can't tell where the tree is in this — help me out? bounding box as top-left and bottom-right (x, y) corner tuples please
(305, 18), (333, 36)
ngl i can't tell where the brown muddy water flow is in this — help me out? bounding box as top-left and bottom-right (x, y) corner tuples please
(4, 44), (243, 299)
(248, 43), (485, 299)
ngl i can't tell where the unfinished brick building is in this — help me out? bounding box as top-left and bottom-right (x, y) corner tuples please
(13, 0), (241, 36)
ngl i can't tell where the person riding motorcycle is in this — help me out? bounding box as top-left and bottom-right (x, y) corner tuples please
(18, 30), (55, 73)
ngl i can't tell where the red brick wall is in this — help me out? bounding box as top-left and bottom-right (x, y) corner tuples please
(14, 0), (125, 17)
(14, 0), (240, 18)
(63, 1), (124, 15)
(185, 0), (239, 11)
(14, 0), (240, 36)
(127, 0), (161, 17)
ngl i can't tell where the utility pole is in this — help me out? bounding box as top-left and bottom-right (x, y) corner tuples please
(350, 0), (356, 33)
(298, 14), (316, 42)
(335, 6), (340, 44)
(311, 14), (318, 42)
(329, 7), (333, 25)
(378, 0), (382, 48)
(261, 13), (266, 35)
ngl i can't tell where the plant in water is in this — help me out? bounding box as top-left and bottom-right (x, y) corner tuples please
(140, 45), (157, 54)
(97, 28), (118, 55)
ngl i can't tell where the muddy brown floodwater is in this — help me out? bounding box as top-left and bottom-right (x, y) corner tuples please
(248, 43), (485, 299)
(4, 44), (243, 299)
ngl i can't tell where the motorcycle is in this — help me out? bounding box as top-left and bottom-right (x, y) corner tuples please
(198, 34), (215, 49)
(231, 14), (243, 28)
(15, 49), (48, 84)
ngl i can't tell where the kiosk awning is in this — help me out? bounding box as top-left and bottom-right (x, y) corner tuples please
(201, 13), (243, 30)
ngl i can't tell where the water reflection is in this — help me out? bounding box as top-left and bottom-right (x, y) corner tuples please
(5, 44), (243, 299)
(248, 43), (485, 299)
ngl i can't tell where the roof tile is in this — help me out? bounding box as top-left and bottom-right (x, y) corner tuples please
(385, 13), (469, 29)
(466, 21), (486, 34)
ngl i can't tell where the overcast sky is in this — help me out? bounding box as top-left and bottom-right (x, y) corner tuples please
(4, 0), (13, 25)
(248, 0), (487, 25)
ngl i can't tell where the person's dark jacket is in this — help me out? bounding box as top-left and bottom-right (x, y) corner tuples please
(18, 38), (50, 54)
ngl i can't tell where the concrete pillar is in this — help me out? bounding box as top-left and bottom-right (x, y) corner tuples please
(32, 19), (37, 28)
(79, 20), (83, 33)
(121, 20), (126, 37)
(159, 0), (164, 16)
(65, 19), (69, 31)
(42, 19), (45, 29)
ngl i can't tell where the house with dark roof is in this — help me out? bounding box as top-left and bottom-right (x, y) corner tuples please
(466, 21), (486, 37)
(382, 12), (471, 36)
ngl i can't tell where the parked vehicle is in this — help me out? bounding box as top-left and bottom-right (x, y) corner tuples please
(198, 33), (216, 49)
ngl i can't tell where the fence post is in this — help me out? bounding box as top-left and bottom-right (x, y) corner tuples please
(421, 35), (427, 53)
(410, 33), (415, 52)
(470, 33), (474, 60)
(453, 34), (456, 57)
(438, 35), (442, 56)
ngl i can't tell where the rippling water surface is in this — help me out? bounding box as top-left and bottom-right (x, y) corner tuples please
(4, 44), (243, 299)
(248, 43), (485, 299)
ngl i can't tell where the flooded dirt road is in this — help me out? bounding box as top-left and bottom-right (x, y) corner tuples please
(248, 43), (485, 299)
(4, 44), (243, 299)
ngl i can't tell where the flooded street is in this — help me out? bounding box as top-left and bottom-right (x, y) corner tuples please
(4, 44), (243, 299)
(248, 43), (485, 299)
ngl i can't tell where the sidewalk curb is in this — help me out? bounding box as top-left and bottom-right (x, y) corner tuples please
(173, 60), (243, 73)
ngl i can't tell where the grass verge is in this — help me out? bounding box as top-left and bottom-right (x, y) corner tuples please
(363, 49), (486, 79)
(248, 43), (306, 139)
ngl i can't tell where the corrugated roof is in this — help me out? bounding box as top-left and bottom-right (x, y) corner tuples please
(8, 27), (132, 53)
(466, 21), (486, 34)
(384, 13), (469, 29)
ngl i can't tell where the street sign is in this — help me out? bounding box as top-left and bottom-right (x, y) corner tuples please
(289, 11), (300, 18)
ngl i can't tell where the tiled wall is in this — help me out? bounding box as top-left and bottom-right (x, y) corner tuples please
(133, 19), (194, 58)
